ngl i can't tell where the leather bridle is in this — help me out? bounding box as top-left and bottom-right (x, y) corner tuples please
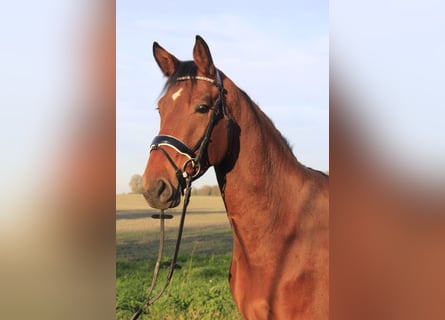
(149, 69), (228, 195)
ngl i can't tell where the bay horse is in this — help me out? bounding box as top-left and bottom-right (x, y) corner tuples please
(142, 35), (329, 320)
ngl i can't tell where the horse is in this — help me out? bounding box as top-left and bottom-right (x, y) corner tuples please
(142, 35), (329, 320)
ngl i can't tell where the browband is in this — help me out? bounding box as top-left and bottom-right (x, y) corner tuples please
(176, 75), (215, 84)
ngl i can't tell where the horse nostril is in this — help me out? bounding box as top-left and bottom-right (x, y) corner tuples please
(147, 178), (173, 204)
(157, 179), (173, 201)
(156, 179), (166, 197)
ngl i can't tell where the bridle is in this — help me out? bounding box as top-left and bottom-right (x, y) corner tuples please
(149, 70), (228, 192)
(130, 70), (228, 320)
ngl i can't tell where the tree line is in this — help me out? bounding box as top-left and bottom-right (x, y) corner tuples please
(129, 174), (221, 196)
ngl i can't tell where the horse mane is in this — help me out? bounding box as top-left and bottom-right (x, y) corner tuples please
(236, 87), (297, 160)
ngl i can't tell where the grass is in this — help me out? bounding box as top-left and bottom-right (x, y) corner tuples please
(116, 194), (242, 319)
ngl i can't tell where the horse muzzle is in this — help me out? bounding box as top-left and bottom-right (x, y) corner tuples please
(143, 178), (181, 210)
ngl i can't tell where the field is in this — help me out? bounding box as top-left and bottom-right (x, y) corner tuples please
(116, 193), (242, 319)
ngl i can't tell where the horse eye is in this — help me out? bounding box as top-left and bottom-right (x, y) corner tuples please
(195, 104), (210, 114)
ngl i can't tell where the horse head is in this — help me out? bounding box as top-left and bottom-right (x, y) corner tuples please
(142, 36), (230, 209)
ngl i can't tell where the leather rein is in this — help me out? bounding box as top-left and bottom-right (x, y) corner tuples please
(130, 70), (227, 320)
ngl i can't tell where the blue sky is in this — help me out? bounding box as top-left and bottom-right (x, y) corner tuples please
(116, 0), (329, 193)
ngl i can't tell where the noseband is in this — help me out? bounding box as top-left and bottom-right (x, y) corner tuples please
(149, 70), (228, 193)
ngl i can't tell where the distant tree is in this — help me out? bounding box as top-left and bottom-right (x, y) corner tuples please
(129, 174), (143, 194)
(198, 185), (212, 196)
(192, 185), (221, 196)
(211, 185), (221, 196)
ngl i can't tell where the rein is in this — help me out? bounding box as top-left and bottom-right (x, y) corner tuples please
(130, 177), (192, 320)
(130, 70), (226, 320)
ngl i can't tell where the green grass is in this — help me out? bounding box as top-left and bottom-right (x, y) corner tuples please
(116, 194), (242, 319)
(116, 255), (240, 319)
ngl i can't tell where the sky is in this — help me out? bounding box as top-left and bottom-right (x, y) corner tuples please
(116, 0), (329, 193)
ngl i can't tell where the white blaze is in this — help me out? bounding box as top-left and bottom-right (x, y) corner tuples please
(172, 88), (183, 101)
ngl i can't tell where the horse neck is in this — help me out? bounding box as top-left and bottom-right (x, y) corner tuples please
(215, 84), (307, 230)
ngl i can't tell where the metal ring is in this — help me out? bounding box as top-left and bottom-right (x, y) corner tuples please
(182, 158), (200, 178)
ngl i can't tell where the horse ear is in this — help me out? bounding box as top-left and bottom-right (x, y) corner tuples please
(193, 35), (215, 76)
(153, 42), (179, 77)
